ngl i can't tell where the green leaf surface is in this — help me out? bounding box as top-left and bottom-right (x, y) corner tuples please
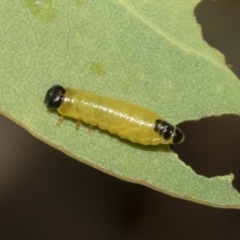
(1, 0), (240, 208)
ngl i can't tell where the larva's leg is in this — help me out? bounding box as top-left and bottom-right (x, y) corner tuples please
(57, 115), (64, 125)
(76, 120), (81, 130)
(88, 125), (92, 133)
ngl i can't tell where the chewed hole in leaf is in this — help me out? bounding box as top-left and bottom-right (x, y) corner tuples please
(172, 115), (240, 191)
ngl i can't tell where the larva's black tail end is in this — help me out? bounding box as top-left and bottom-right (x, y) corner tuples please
(171, 127), (185, 144)
(154, 120), (185, 144)
(44, 85), (66, 109)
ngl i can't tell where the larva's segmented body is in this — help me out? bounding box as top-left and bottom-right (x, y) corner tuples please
(44, 85), (184, 145)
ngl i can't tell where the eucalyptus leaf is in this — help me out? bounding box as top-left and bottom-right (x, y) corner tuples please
(1, 0), (240, 208)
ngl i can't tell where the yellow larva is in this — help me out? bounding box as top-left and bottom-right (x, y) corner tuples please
(44, 85), (184, 145)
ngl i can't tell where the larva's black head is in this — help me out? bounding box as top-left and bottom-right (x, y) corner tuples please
(154, 120), (185, 144)
(44, 85), (66, 109)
